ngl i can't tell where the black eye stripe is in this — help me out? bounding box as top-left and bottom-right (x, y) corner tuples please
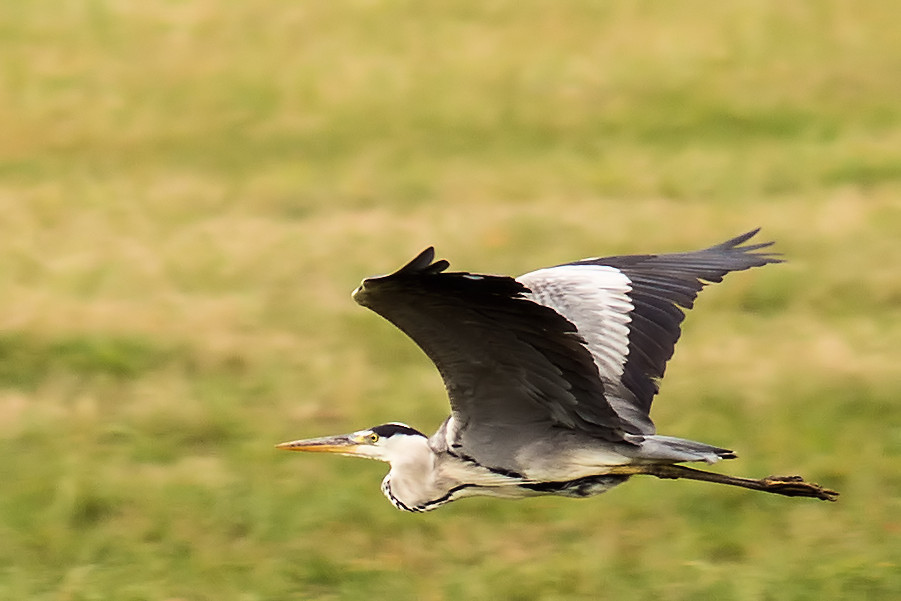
(370, 423), (425, 438)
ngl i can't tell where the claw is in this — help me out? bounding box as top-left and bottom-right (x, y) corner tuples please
(762, 475), (839, 501)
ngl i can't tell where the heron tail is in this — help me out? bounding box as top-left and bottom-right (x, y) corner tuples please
(631, 434), (736, 464)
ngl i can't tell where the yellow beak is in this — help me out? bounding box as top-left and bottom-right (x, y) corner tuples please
(276, 434), (361, 455)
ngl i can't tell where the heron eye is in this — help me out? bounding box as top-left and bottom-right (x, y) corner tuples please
(368, 433), (379, 444)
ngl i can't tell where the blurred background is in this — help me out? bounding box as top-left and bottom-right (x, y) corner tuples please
(1, 1), (899, 599)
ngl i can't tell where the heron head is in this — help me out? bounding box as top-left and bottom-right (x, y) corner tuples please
(277, 422), (428, 464)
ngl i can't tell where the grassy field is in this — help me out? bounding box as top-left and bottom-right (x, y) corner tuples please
(1, 1), (900, 599)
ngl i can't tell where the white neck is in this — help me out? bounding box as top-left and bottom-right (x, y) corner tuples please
(379, 436), (452, 512)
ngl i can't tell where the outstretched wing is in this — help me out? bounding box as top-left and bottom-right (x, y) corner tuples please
(518, 229), (781, 435)
(352, 248), (629, 443)
(352, 229), (780, 449)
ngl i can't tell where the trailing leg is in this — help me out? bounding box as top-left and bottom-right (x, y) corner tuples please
(611, 464), (839, 501)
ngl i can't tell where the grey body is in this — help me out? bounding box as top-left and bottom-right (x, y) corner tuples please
(386, 418), (730, 512)
(279, 231), (839, 510)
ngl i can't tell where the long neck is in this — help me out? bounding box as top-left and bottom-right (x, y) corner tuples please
(380, 436), (451, 512)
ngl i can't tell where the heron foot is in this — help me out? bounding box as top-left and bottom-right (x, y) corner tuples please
(761, 475), (840, 502)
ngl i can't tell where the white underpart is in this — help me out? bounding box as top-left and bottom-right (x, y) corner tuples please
(518, 264), (633, 384)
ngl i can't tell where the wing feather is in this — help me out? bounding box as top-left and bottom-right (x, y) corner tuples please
(351, 230), (780, 444)
(519, 229), (781, 434)
(352, 249), (627, 443)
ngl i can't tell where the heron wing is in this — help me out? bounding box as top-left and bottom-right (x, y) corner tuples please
(352, 248), (628, 444)
(518, 229), (781, 435)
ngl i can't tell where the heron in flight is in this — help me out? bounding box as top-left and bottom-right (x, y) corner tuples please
(279, 230), (838, 511)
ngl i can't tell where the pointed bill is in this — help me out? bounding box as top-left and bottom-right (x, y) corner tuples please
(276, 433), (361, 454)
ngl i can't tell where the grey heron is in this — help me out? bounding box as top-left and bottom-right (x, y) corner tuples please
(279, 230), (838, 511)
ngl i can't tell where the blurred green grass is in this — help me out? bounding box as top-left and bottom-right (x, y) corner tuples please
(1, 1), (900, 599)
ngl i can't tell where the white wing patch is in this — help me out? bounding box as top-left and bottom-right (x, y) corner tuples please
(518, 265), (633, 384)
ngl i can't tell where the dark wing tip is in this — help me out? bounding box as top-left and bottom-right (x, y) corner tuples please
(716, 227), (763, 248)
(708, 228), (784, 264)
(392, 247), (450, 277)
(353, 247), (450, 306)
